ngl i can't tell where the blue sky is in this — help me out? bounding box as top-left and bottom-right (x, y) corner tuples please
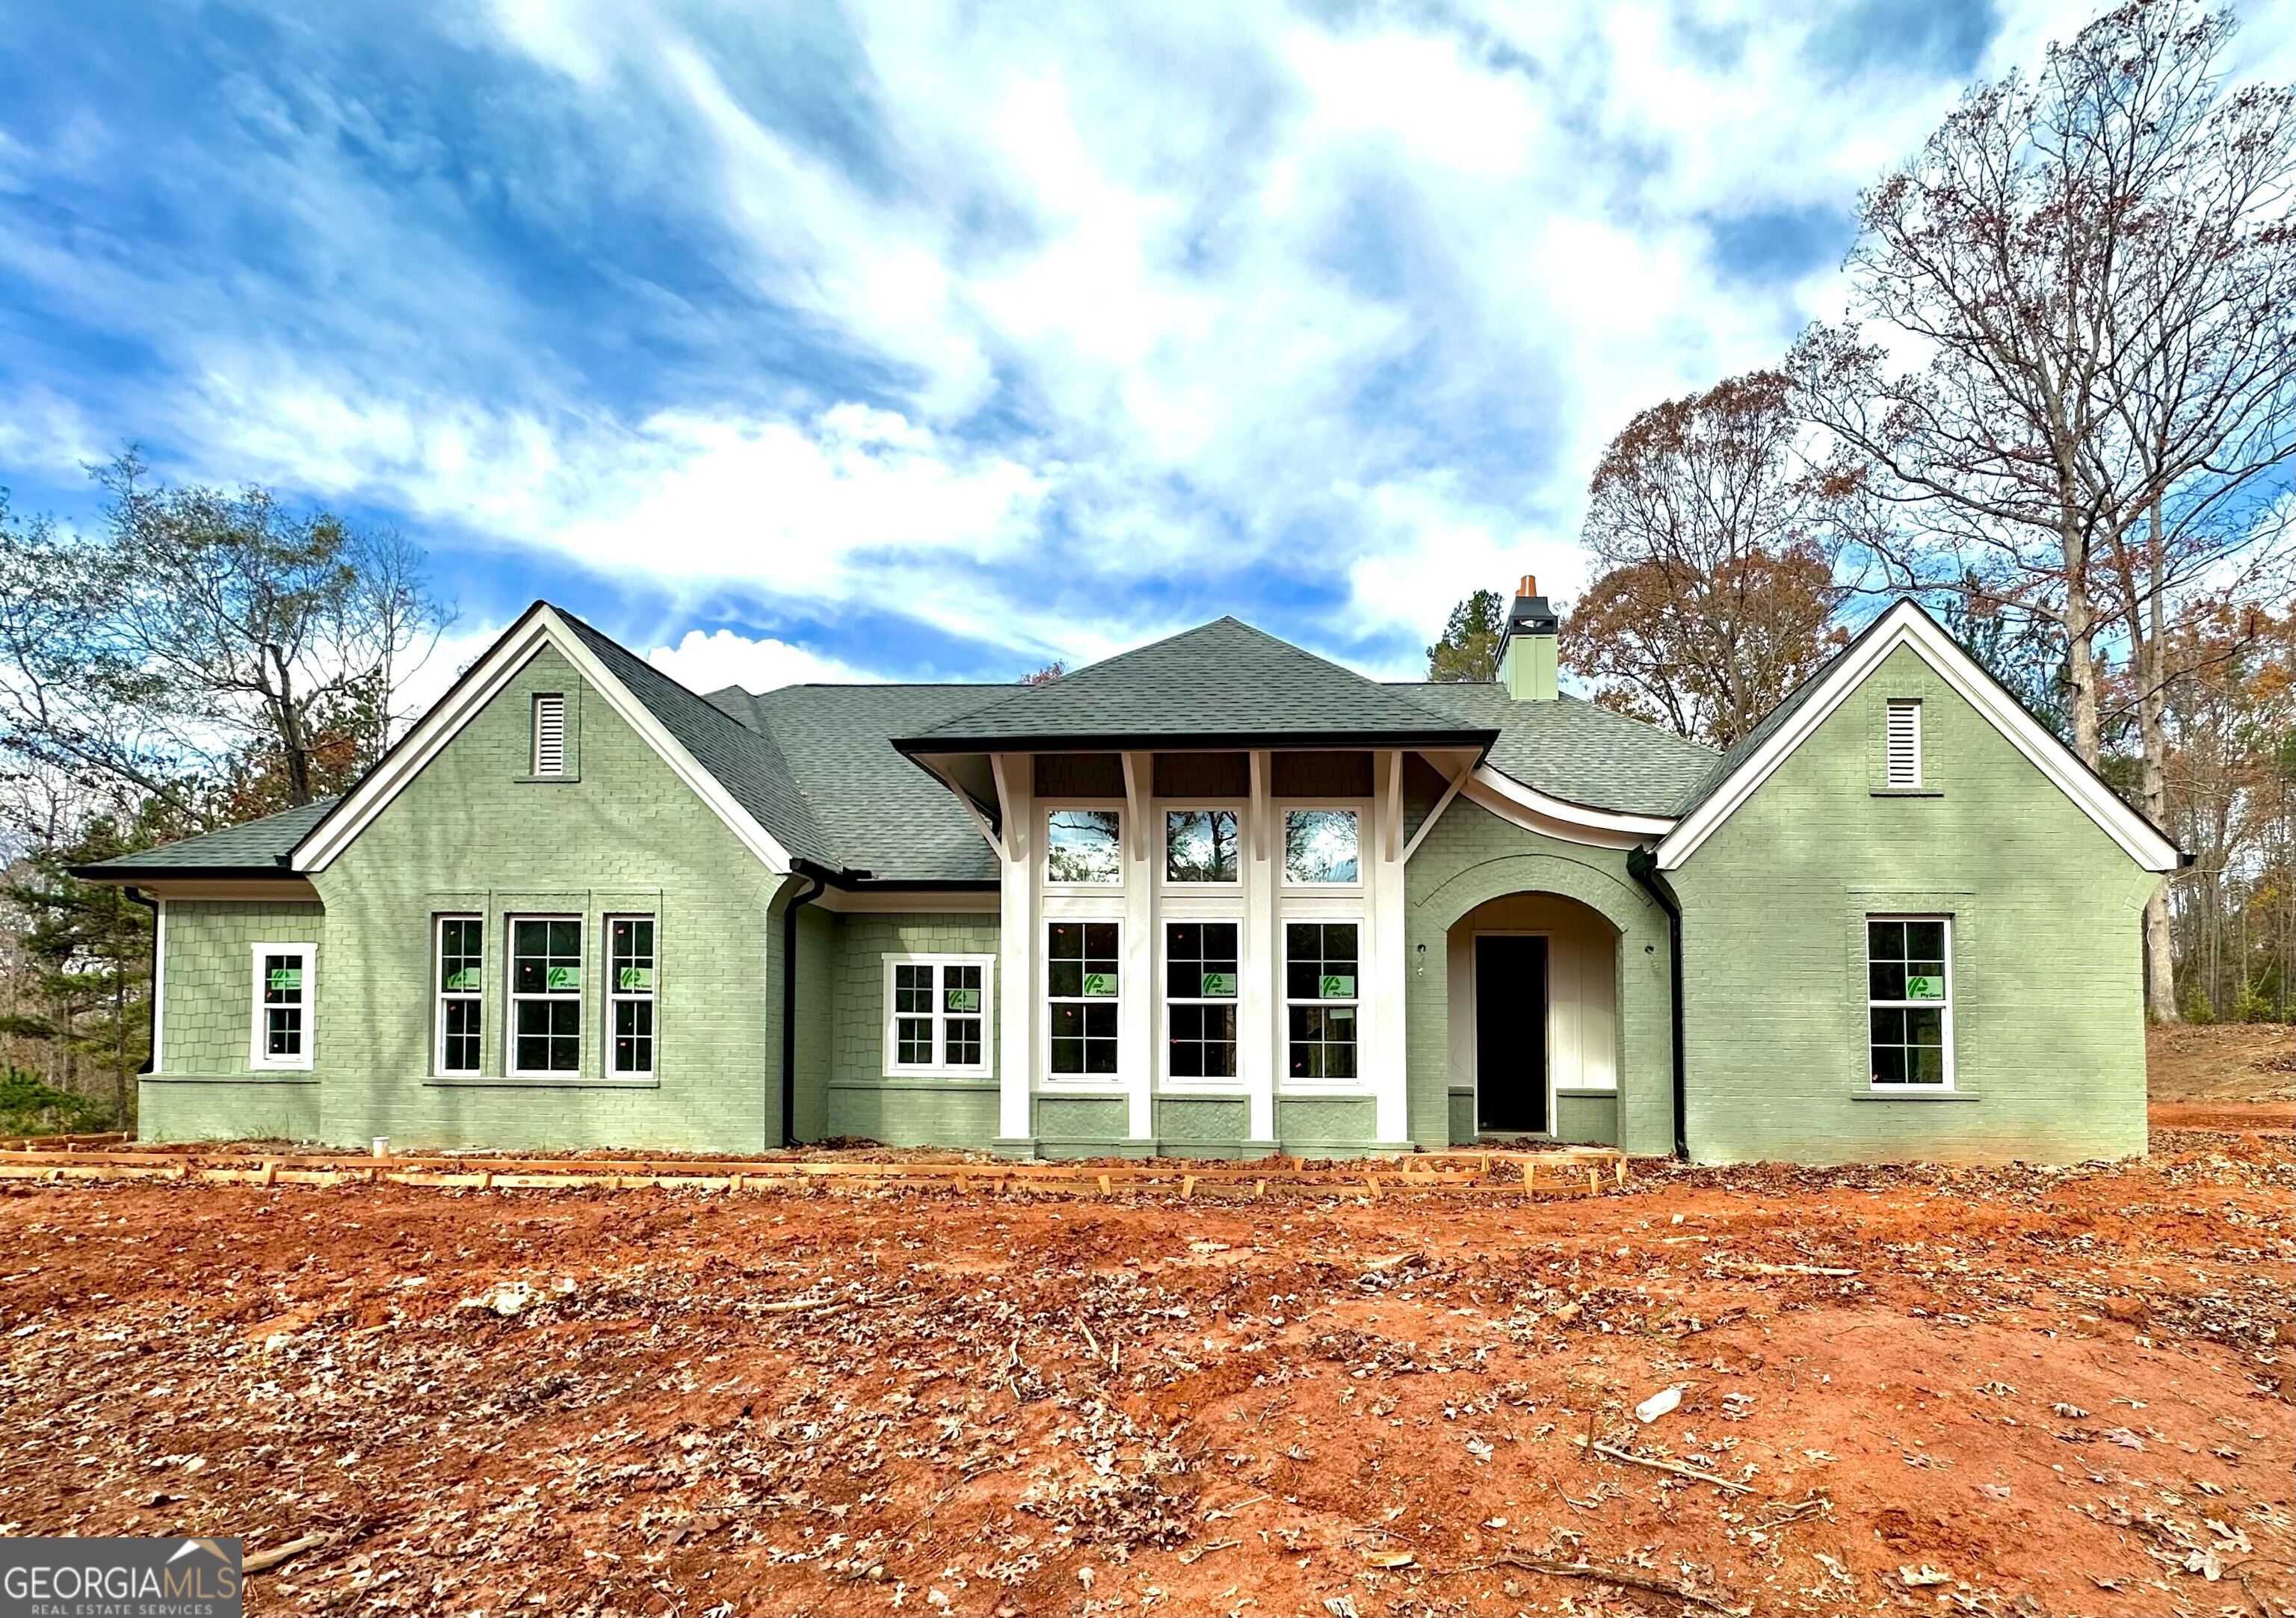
(5, 0), (2286, 701)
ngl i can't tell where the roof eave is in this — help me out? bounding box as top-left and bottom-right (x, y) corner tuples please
(69, 862), (300, 883)
(892, 728), (1501, 757)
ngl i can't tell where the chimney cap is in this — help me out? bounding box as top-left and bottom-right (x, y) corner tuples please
(1516, 573), (1537, 599)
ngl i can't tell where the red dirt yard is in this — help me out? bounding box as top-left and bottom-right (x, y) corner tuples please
(0, 1126), (2289, 1617)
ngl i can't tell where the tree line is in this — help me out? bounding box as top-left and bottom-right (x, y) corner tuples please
(0, 451), (450, 1129)
(1430, 0), (2294, 1025)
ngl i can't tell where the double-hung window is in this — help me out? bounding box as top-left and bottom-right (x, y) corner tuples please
(1867, 917), (1951, 1087)
(250, 943), (315, 1071)
(1047, 921), (1120, 1078)
(510, 917), (583, 1074)
(608, 916), (656, 1077)
(1165, 921), (1239, 1080)
(884, 956), (993, 1076)
(436, 917), (482, 1075)
(1285, 921), (1359, 1082)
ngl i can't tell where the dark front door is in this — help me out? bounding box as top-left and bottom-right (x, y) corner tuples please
(1475, 935), (1549, 1134)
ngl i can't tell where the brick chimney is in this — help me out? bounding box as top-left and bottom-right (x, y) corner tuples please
(1496, 573), (1558, 700)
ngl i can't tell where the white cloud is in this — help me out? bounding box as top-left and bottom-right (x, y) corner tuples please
(647, 629), (872, 695)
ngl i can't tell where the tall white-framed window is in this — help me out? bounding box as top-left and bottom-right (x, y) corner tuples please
(608, 915), (656, 1078)
(1046, 920), (1121, 1079)
(1282, 806), (1363, 886)
(531, 693), (567, 776)
(434, 915), (483, 1075)
(1866, 915), (1952, 1088)
(1164, 807), (1241, 885)
(1044, 806), (1123, 886)
(509, 915), (583, 1075)
(883, 954), (994, 1077)
(249, 942), (315, 1072)
(1283, 920), (1361, 1086)
(1164, 920), (1240, 1083)
(1885, 700), (1922, 788)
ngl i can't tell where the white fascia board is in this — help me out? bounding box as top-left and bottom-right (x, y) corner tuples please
(293, 607), (794, 875)
(1656, 601), (2182, 873)
(1464, 768), (1677, 850)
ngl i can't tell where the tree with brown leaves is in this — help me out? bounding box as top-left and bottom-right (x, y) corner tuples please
(1564, 371), (1848, 749)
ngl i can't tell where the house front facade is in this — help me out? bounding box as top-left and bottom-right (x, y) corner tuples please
(81, 584), (2182, 1165)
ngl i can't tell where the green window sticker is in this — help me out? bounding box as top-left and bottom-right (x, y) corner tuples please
(1906, 974), (1944, 1000)
(1320, 974), (1355, 1000)
(546, 965), (579, 992)
(617, 966), (653, 992)
(945, 986), (981, 1013)
(1081, 971), (1117, 997)
(444, 968), (479, 992)
(1200, 972), (1236, 998)
(268, 968), (301, 992)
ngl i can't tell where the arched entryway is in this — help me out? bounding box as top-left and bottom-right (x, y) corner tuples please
(1448, 893), (1620, 1141)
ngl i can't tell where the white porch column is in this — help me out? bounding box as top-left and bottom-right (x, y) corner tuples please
(1371, 748), (1409, 1143)
(1243, 748), (1277, 1144)
(1121, 750), (1155, 1143)
(993, 753), (1034, 1143)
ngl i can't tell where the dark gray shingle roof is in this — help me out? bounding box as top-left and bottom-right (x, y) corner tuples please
(901, 617), (1496, 750)
(71, 798), (336, 876)
(711, 682), (1018, 883)
(1394, 684), (1718, 817)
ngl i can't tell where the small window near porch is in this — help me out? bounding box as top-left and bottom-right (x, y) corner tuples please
(1868, 917), (1950, 1087)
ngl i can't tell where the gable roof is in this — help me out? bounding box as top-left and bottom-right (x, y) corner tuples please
(896, 617), (1497, 753)
(1395, 684), (1718, 818)
(1656, 599), (2183, 872)
(69, 798), (336, 880)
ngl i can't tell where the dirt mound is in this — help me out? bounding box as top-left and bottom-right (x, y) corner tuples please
(2149, 1022), (2295, 1103)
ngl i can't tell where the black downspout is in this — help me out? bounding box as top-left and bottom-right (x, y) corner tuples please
(778, 865), (828, 1148)
(1626, 847), (1688, 1161)
(123, 886), (158, 1078)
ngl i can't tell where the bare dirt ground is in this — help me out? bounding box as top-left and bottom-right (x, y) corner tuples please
(1, 1124), (2289, 1618)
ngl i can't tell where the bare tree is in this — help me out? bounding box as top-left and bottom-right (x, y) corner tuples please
(1564, 371), (1849, 748)
(0, 453), (451, 828)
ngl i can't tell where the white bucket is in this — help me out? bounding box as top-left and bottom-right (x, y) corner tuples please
(371, 1136), (390, 1158)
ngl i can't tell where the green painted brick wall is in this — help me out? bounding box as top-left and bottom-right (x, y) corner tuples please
(301, 643), (786, 1152)
(1667, 643), (2157, 1164)
(1404, 799), (1673, 1154)
(820, 911), (1000, 1147)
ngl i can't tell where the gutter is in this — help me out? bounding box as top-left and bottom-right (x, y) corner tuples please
(123, 886), (159, 1079)
(1626, 847), (1688, 1161)
(777, 859), (854, 1147)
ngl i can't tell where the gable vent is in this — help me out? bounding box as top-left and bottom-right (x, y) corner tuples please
(1884, 700), (1921, 788)
(532, 694), (566, 776)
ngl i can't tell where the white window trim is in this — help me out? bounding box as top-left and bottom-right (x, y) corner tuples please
(1866, 913), (1955, 1092)
(1161, 917), (1244, 1093)
(1885, 699), (1922, 788)
(1043, 916), (1126, 1087)
(433, 914), (483, 1077)
(1279, 913), (1368, 1096)
(1041, 800), (1126, 892)
(1158, 801), (1246, 889)
(507, 913), (584, 1078)
(881, 953), (996, 1078)
(607, 913), (658, 1079)
(531, 691), (567, 776)
(248, 942), (315, 1072)
(1277, 798), (1369, 892)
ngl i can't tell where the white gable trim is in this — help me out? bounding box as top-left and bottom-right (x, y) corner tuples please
(292, 607), (795, 875)
(1655, 601), (2181, 873)
(1461, 767), (1676, 851)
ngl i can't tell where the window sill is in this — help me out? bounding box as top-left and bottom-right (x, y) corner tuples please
(1852, 1088), (1978, 1102)
(1034, 1083), (1129, 1098)
(1277, 1086), (1374, 1100)
(425, 1075), (659, 1089)
(1868, 788), (1943, 798)
(879, 1069), (996, 1084)
(514, 774), (581, 785)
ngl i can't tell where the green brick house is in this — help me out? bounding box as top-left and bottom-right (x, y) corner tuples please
(78, 584), (2182, 1164)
